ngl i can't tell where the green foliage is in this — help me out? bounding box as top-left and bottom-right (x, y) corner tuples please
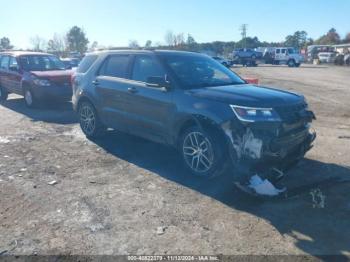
(0, 37), (13, 50)
(315, 28), (341, 45)
(66, 26), (89, 54)
(284, 31), (308, 48)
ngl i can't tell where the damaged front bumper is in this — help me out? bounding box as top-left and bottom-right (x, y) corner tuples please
(222, 117), (316, 175)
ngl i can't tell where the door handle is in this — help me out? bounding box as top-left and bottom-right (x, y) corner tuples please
(92, 80), (99, 86)
(127, 87), (138, 93)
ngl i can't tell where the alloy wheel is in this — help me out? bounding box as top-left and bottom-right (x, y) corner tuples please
(80, 104), (96, 136)
(183, 131), (214, 173)
(25, 90), (33, 106)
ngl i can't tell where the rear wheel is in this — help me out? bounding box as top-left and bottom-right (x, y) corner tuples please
(0, 86), (8, 102)
(78, 101), (106, 139)
(180, 126), (228, 178)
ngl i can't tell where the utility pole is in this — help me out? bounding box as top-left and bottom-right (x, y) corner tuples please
(239, 24), (248, 48)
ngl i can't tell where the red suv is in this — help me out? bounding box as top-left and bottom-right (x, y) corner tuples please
(0, 51), (73, 107)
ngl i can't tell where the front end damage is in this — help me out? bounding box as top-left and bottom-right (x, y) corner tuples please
(221, 107), (316, 182)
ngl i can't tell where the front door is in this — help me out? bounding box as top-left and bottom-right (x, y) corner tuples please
(123, 54), (174, 143)
(7, 56), (22, 94)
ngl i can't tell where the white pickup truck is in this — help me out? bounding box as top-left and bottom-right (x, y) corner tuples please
(260, 47), (304, 67)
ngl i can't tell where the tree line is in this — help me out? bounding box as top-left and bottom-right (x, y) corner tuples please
(1, 27), (349, 57)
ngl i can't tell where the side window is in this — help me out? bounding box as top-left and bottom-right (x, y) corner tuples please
(281, 49), (286, 54)
(9, 57), (19, 70)
(99, 55), (130, 78)
(276, 49), (281, 54)
(0, 55), (10, 70)
(132, 56), (165, 83)
(77, 55), (98, 73)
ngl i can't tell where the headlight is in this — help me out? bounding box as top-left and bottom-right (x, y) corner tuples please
(230, 105), (281, 122)
(33, 78), (51, 86)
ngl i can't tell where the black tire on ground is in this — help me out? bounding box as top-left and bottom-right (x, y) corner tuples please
(288, 59), (296, 67)
(78, 101), (106, 139)
(23, 88), (38, 108)
(179, 126), (229, 179)
(0, 86), (8, 102)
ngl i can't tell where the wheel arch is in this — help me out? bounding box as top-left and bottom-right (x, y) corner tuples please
(175, 114), (228, 149)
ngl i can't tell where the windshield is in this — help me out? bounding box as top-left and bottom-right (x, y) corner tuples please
(288, 48), (298, 54)
(19, 55), (66, 71)
(160, 54), (245, 89)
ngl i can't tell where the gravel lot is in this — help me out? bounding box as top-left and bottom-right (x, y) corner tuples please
(0, 64), (350, 257)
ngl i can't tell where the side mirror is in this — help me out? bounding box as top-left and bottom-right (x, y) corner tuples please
(9, 65), (19, 72)
(146, 76), (170, 90)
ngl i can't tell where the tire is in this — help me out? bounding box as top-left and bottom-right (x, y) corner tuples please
(287, 59), (296, 67)
(180, 126), (229, 178)
(295, 63), (301, 67)
(24, 88), (38, 108)
(78, 101), (106, 139)
(0, 86), (8, 102)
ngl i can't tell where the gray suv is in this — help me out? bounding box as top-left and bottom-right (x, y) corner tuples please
(72, 50), (316, 179)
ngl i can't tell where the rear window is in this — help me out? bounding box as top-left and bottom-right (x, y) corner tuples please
(99, 55), (130, 78)
(77, 55), (98, 73)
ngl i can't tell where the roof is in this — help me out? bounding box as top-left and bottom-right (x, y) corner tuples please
(86, 49), (200, 56)
(0, 51), (53, 57)
(333, 44), (350, 48)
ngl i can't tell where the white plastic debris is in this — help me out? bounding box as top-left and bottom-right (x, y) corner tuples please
(48, 180), (58, 186)
(248, 175), (286, 196)
(156, 226), (166, 235)
(0, 137), (10, 144)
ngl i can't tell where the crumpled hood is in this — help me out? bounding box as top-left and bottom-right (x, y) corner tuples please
(30, 70), (73, 83)
(188, 84), (303, 107)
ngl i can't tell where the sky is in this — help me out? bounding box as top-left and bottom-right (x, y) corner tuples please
(0, 0), (349, 49)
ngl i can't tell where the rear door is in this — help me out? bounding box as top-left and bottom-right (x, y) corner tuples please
(94, 54), (132, 132)
(123, 54), (174, 143)
(7, 56), (22, 94)
(280, 48), (288, 62)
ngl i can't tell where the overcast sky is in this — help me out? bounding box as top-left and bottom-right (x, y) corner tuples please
(1, 0), (349, 49)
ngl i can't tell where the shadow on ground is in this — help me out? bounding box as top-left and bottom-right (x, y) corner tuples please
(93, 130), (350, 257)
(1, 97), (77, 124)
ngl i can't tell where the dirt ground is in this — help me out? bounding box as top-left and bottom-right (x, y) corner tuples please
(0, 64), (350, 257)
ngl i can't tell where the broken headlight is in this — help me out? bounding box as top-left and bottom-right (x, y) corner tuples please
(230, 105), (281, 122)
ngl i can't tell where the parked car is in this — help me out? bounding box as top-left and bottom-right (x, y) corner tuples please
(318, 52), (336, 63)
(72, 50), (316, 179)
(334, 54), (345, 65)
(261, 47), (303, 67)
(345, 54), (350, 65)
(212, 56), (231, 67)
(61, 58), (80, 69)
(232, 48), (263, 60)
(0, 51), (73, 107)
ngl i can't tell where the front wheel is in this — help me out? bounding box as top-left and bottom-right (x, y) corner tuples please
(24, 89), (38, 108)
(78, 101), (106, 139)
(0, 86), (8, 102)
(180, 126), (228, 178)
(288, 59), (296, 67)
